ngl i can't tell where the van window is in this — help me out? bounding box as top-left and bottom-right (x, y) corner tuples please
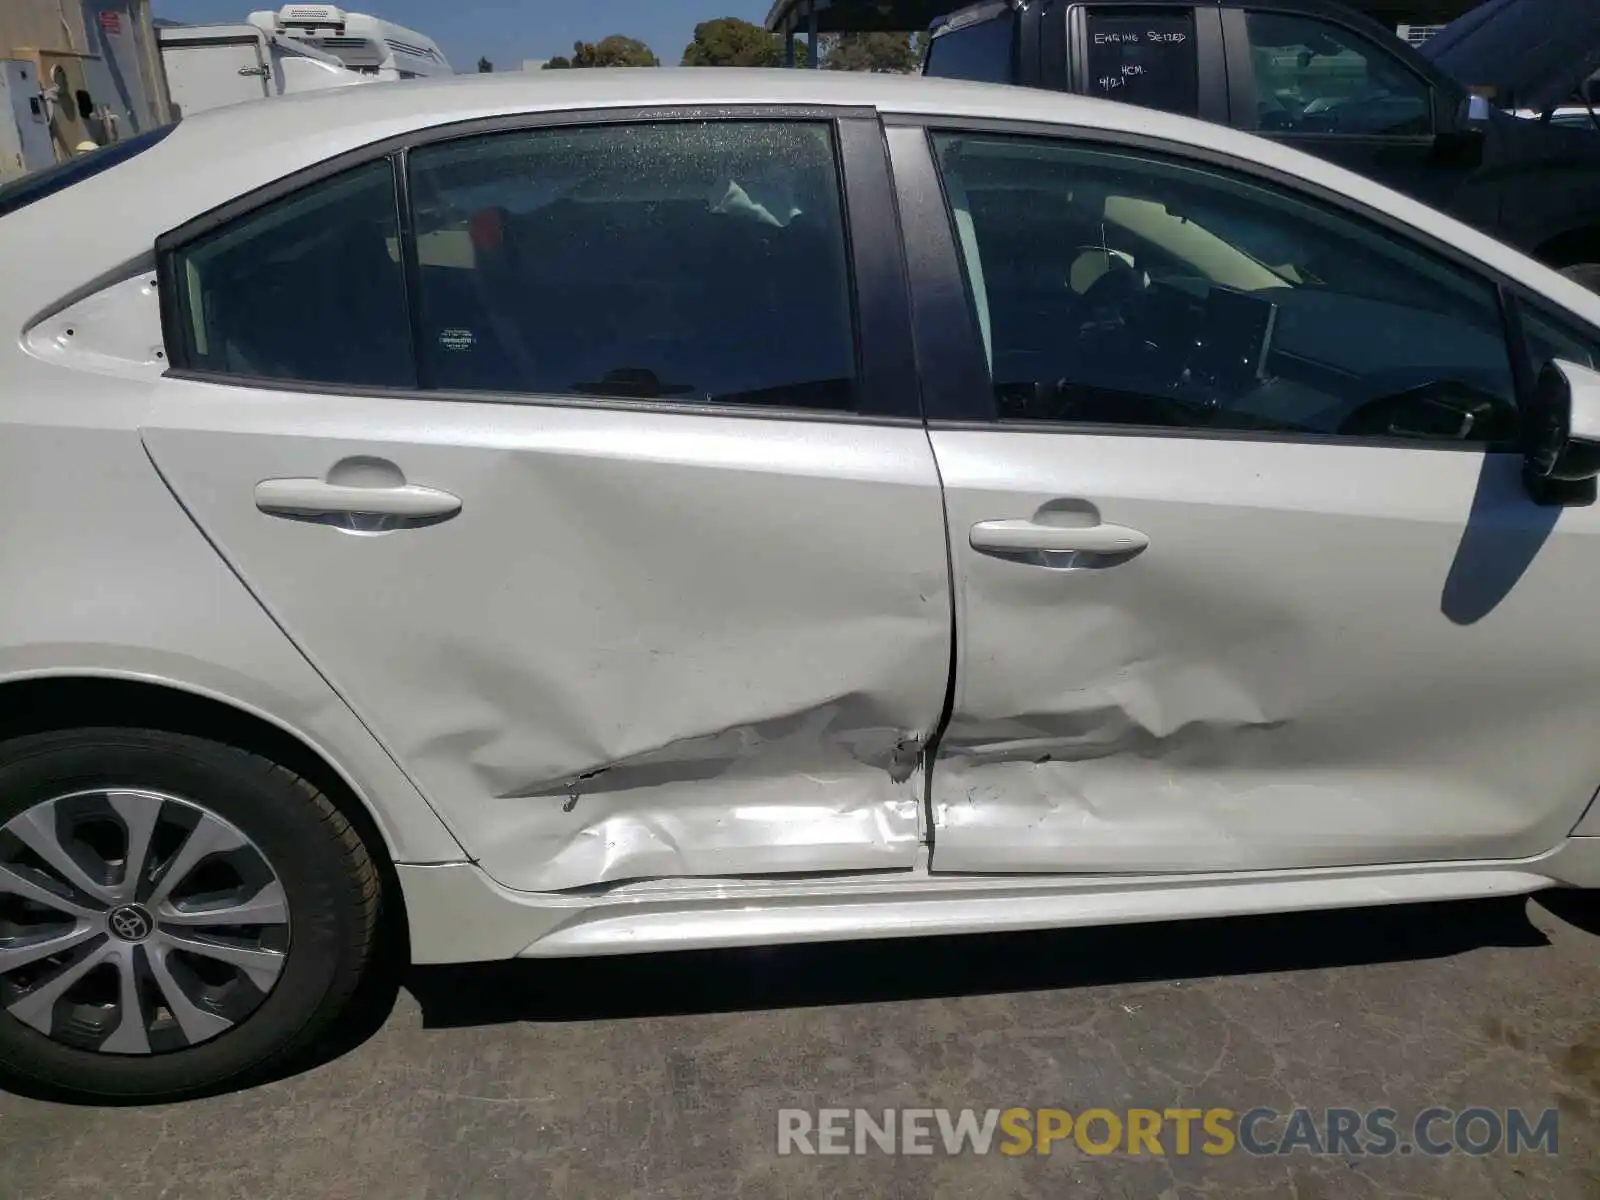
(1246, 12), (1433, 135)
(924, 7), (1017, 83)
(1084, 7), (1200, 117)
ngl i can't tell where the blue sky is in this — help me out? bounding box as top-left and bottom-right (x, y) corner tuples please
(152, 1), (779, 71)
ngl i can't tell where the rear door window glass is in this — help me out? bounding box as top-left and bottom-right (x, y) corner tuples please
(405, 121), (859, 410)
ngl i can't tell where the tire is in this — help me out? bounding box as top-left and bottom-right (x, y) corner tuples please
(0, 728), (379, 1100)
(1558, 262), (1600, 293)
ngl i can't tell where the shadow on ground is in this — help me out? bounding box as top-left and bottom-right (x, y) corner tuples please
(0, 893), (1562, 1106)
(1534, 886), (1600, 935)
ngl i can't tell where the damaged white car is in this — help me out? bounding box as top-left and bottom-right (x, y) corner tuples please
(6, 68), (1600, 1101)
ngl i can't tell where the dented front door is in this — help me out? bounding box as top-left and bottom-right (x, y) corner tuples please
(926, 434), (1600, 873)
(145, 389), (952, 891)
(899, 120), (1600, 876)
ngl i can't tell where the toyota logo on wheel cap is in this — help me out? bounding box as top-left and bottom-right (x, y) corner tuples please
(107, 904), (154, 943)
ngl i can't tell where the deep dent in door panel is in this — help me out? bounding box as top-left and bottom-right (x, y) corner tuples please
(932, 606), (1592, 872)
(420, 690), (929, 889)
(141, 400), (952, 893)
(496, 702), (923, 800)
(378, 495), (949, 891)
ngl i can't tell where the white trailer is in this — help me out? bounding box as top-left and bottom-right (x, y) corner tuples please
(158, 23), (363, 119)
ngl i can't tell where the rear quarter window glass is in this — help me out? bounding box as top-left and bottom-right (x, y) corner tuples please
(0, 124), (175, 220)
(168, 159), (415, 388)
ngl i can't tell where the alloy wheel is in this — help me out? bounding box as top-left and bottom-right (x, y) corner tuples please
(0, 789), (290, 1055)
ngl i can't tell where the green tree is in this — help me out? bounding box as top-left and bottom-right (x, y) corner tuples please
(570, 36), (660, 68)
(476, 56), (493, 73)
(542, 56), (572, 69)
(680, 17), (797, 67)
(824, 32), (918, 74)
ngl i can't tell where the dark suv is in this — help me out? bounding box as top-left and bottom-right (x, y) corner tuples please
(924, 0), (1600, 286)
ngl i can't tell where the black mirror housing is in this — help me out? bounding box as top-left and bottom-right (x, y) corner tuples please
(1523, 360), (1600, 505)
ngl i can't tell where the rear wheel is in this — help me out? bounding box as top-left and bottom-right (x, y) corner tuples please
(0, 728), (378, 1100)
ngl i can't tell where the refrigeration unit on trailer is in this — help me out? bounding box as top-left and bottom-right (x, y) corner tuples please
(246, 5), (454, 79)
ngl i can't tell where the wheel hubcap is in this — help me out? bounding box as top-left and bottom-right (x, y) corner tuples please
(107, 904), (155, 944)
(0, 789), (291, 1056)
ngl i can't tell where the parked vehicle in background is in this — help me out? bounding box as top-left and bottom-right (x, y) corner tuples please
(7, 69), (1600, 1101)
(159, 23), (362, 118)
(245, 5), (453, 80)
(1513, 105), (1600, 132)
(924, 0), (1600, 287)
(159, 6), (453, 120)
(1512, 73), (1600, 134)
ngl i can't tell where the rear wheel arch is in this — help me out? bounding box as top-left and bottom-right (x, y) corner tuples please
(0, 673), (408, 935)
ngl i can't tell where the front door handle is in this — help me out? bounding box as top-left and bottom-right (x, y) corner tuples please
(255, 478), (462, 522)
(970, 519), (1149, 557)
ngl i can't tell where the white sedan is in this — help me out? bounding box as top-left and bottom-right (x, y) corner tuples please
(5, 68), (1600, 1101)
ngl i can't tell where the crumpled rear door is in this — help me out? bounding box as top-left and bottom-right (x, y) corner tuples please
(144, 387), (953, 891)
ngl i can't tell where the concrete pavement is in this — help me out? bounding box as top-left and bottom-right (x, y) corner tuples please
(3, 893), (1600, 1198)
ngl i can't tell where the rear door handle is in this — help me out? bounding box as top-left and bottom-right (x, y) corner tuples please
(255, 479), (462, 522)
(970, 519), (1149, 557)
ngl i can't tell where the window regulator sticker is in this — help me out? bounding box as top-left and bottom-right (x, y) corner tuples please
(439, 327), (476, 352)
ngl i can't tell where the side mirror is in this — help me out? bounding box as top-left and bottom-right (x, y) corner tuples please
(1523, 359), (1600, 503)
(1433, 93), (1491, 167)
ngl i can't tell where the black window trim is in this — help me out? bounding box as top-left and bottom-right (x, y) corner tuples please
(390, 148), (430, 391)
(1228, 4), (1440, 140)
(154, 103), (924, 426)
(885, 111), (1538, 449)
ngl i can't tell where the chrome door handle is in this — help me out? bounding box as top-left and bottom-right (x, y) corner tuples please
(254, 478), (462, 522)
(970, 519), (1148, 558)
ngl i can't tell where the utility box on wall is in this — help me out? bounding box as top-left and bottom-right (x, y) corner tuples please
(0, 59), (55, 182)
(0, 0), (169, 170)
